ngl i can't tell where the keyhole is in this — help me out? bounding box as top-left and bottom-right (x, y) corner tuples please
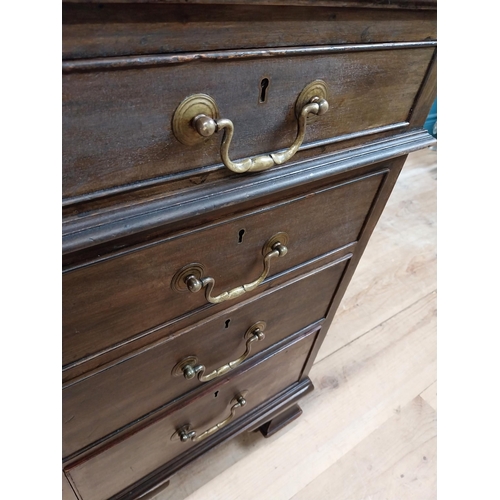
(225, 319), (231, 329)
(259, 78), (270, 103)
(214, 391), (219, 398)
(238, 229), (245, 243)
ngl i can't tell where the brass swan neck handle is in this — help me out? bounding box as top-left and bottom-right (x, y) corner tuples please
(172, 322), (267, 383)
(171, 394), (248, 443)
(172, 80), (329, 174)
(192, 97), (328, 173)
(186, 241), (287, 304)
(171, 233), (289, 305)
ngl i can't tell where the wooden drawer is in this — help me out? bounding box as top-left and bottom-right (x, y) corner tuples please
(62, 46), (434, 200)
(63, 170), (384, 367)
(65, 328), (317, 500)
(63, 256), (348, 458)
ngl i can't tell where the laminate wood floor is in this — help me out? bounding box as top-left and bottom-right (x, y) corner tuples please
(151, 147), (437, 500)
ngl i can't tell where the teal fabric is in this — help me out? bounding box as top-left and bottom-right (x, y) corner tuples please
(424, 98), (437, 138)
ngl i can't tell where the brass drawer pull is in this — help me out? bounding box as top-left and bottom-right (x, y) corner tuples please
(172, 321), (266, 383)
(172, 80), (329, 174)
(172, 394), (247, 443)
(172, 232), (288, 304)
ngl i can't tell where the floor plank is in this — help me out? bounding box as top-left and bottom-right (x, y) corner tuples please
(420, 381), (437, 411)
(291, 396), (437, 500)
(343, 435), (437, 500)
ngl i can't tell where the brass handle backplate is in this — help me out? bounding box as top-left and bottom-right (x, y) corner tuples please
(172, 80), (329, 173)
(172, 321), (266, 383)
(171, 232), (288, 304)
(171, 394), (247, 443)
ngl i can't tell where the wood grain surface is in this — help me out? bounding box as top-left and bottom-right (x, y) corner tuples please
(65, 329), (318, 500)
(62, 258), (348, 458)
(62, 0), (437, 9)
(63, 170), (382, 367)
(61, 2), (437, 497)
(63, 4), (436, 60)
(62, 47), (432, 198)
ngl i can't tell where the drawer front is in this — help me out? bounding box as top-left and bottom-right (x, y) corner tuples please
(63, 170), (383, 366)
(63, 257), (348, 458)
(65, 328), (317, 500)
(62, 47), (433, 199)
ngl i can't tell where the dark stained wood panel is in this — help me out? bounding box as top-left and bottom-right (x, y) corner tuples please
(61, 3), (437, 497)
(62, 0), (437, 9)
(63, 4), (437, 59)
(62, 47), (433, 199)
(65, 329), (317, 500)
(62, 171), (383, 366)
(409, 51), (437, 128)
(63, 258), (347, 458)
(61, 133), (434, 270)
(63, 245), (355, 383)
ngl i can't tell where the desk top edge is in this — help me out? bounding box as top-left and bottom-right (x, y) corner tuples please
(62, 0), (437, 10)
